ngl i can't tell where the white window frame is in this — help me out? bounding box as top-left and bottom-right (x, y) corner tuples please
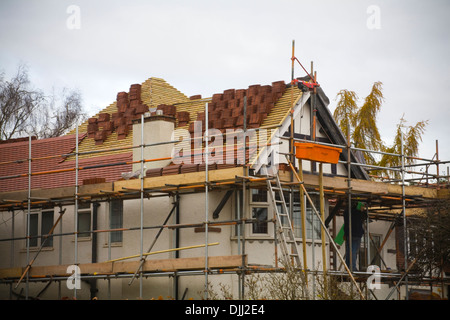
(24, 208), (55, 249)
(249, 188), (270, 237)
(109, 199), (123, 244)
(76, 203), (92, 240)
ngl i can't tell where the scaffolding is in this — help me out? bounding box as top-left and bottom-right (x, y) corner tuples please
(0, 66), (449, 301)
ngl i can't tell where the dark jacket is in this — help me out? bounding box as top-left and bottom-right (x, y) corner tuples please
(343, 205), (366, 238)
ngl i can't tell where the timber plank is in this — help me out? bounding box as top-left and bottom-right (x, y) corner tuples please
(280, 170), (437, 199)
(0, 255), (246, 279)
(114, 167), (243, 191)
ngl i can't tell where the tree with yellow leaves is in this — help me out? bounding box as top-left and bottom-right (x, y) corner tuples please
(334, 81), (428, 180)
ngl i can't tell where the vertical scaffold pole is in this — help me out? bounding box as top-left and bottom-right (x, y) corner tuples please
(204, 102), (209, 299)
(25, 135), (31, 299)
(319, 163), (328, 298)
(241, 96), (247, 299)
(140, 113), (145, 299)
(58, 204), (63, 299)
(401, 131), (409, 299)
(74, 125), (79, 299)
(347, 120), (353, 274)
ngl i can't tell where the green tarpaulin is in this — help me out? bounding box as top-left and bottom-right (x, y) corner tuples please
(334, 224), (345, 246)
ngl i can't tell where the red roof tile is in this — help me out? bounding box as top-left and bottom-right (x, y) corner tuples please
(0, 134), (132, 192)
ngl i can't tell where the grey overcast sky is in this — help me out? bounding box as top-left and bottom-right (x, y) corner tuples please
(1, 0), (449, 171)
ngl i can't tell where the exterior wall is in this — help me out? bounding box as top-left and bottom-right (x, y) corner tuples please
(0, 188), (405, 300)
(132, 117), (175, 172)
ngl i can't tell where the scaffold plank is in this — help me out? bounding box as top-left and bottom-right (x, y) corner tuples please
(0, 255), (247, 280)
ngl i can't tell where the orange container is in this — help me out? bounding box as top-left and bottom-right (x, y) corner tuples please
(294, 142), (342, 164)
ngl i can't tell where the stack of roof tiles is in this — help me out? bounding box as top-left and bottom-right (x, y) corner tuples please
(87, 84), (153, 144)
(188, 80), (286, 136)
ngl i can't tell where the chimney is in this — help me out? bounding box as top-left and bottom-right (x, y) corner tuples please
(132, 114), (176, 172)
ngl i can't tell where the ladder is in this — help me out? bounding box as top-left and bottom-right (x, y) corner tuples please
(263, 166), (302, 269)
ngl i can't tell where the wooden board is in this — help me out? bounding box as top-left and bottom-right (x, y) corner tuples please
(114, 167), (244, 191)
(279, 170), (438, 199)
(0, 255), (247, 279)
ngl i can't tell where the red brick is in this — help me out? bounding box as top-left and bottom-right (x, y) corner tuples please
(223, 117), (236, 128)
(177, 111), (190, 122)
(117, 125), (129, 136)
(223, 89), (235, 100)
(135, 104), (149, 114)
(235, 89), (246, 99)
(213, 119), (224, 129)
(114, 117), (126, 128)
(87, 123), (98, 133)
(98, 113), (110, 122)
(88, 117), (98, 124)
(212, 93), (223, 103)
(146, 168), (162, 177)
(94, 130), (107, 141)
(162, 164), (181, 175)
(117, 91), (128, 100)
(180, 163), (199, 173)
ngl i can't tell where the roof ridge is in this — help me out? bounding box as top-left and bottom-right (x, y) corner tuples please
(67, 76), (189, 136)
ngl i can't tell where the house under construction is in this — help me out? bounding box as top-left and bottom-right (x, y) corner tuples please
(0, 63), (449, 300)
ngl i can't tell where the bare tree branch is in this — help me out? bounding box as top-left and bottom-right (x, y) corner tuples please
(0, 65), (86, 140)
(0, 64), (44, 140)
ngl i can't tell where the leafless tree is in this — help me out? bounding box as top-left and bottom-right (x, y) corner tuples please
(0, 64), (86, 140)
(408, 199), (450, 280)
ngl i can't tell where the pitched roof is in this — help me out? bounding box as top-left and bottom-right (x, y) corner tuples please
(0, 76), (369, 193)
(295, 75), (370, 180)
(0, 133), (133, 192)
(65, 77), (297, 164)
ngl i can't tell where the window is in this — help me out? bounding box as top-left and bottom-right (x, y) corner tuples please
(291, 193), (321, 240)
(110, 199), (123, 243)
(29, 213), (39, 247)
(28, 209), (54, 248)
(77, 203), (91, 238)
(359, 234), (381, 270)
(41, 210), (54, 247)
(250, 188), (269, 235)
(252, 207), (268, 234)
(251, 188), (268, 203)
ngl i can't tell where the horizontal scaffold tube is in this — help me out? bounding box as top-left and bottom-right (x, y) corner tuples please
(0, 218), (269, 243)
(106, 242), (219, 263)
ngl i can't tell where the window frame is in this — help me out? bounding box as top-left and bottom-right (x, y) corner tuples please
(359, 233), (382, 270)
(77, 203), (92, 240)
(109, 199), (123, 244)
(25, 208), (55, 249)
(250, 188), (268, 204)
(249, 188), (270, 237)
(291, 192), (323, 241)
(251, 206), (269, 235)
